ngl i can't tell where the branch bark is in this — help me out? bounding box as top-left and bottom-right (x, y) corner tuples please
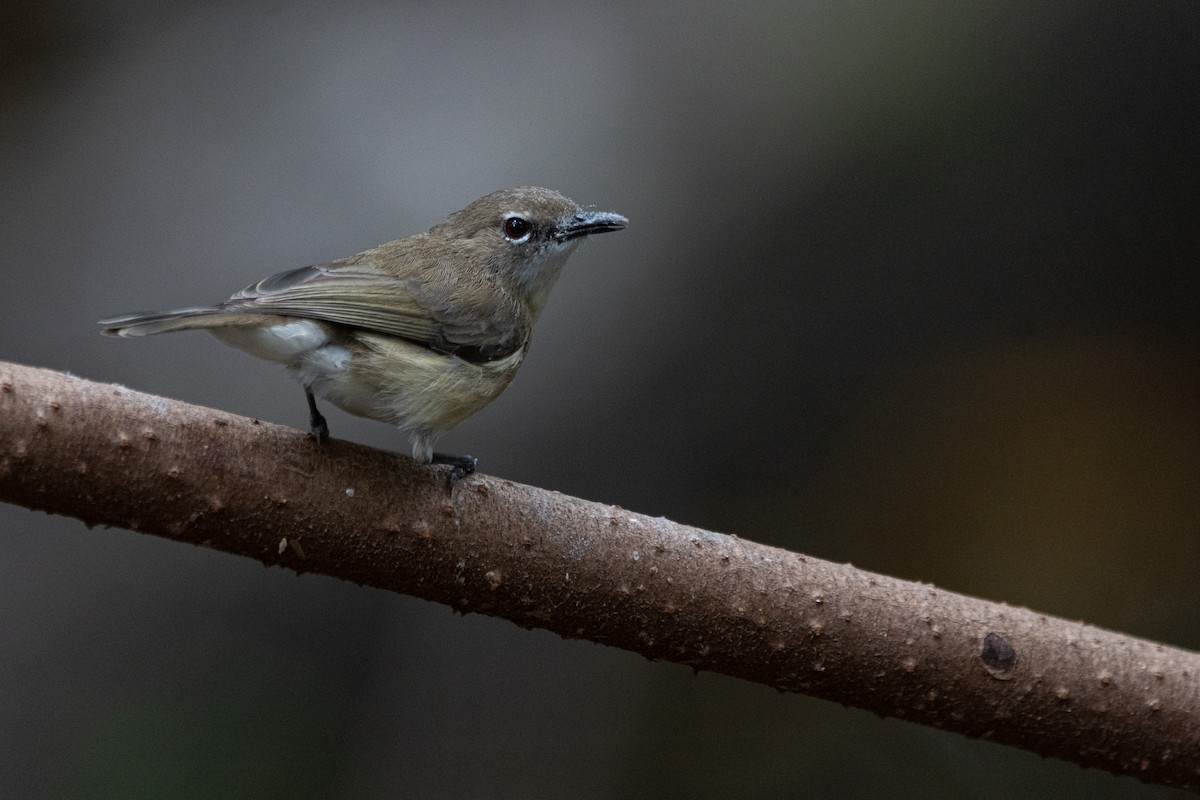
(1, 359), (1197, 791)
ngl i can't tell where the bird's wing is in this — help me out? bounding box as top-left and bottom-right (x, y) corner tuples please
(226, 263), (438, 342)
(224, 261), (523, 362)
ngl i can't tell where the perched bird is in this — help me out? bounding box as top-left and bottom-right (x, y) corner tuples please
(101, 186), (628, 482)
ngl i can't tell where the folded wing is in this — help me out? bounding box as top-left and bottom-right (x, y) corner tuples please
(223, 261), (525, 363)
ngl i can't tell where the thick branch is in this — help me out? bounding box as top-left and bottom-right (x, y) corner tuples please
(1, 359), (1197, 791)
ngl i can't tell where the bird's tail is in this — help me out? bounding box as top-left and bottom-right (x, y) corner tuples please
(99, 307), (249, 337)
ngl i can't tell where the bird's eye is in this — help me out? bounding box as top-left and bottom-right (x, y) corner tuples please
(503, 215), (532, 242)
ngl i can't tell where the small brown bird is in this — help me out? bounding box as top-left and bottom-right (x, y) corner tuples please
(101, 186), (628, 481)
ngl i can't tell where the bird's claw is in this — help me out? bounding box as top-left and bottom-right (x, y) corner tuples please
(309, 417), (329, 445)
(431, 453), (478, 490)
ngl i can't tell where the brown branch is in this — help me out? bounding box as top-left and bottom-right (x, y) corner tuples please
(1, 358), (1198, 791)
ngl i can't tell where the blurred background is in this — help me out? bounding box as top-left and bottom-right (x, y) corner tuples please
(2, 0), (1198, 797)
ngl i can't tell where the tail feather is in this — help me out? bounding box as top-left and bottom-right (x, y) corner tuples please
(100, 307), (245, 337)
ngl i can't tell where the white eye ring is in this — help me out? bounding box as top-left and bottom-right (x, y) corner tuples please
(502, 213), (533, 243)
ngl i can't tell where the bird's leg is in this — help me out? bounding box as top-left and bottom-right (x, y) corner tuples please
(431, 452), (478, 489)
(305, 387), (329, 444)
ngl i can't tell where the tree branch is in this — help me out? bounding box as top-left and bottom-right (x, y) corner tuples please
(1, 359), (1197, 791)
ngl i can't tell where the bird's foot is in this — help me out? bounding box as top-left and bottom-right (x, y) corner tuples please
(431, 452), (478, 490)
(305, 388), (329, 445)
(309, 416), (329, 445)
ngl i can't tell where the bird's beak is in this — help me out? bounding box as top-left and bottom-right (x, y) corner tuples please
(554, 210), (629, 242)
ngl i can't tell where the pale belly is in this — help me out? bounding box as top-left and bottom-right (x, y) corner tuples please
(305, 332), (525, 436)
(214, 321), (524, 458)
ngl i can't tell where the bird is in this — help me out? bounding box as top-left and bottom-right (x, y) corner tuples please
(101, 186), (628, 483)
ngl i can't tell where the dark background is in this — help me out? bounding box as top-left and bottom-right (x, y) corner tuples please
(2, 1), (1198, 797)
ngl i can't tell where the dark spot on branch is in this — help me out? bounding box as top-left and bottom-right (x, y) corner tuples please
(288, 538), (307, 559)
(981, 632), (1017, 677)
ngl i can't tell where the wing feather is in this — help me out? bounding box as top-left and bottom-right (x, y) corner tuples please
(221, 261), (524, 362)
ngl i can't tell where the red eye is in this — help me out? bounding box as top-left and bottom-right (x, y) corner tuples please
(503, 216), (532, 241)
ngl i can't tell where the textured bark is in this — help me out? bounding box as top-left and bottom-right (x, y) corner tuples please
(1, 359), (1198, 791)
